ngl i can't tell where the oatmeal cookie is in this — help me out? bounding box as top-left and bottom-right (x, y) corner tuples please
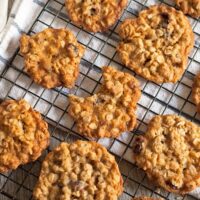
(65, 0), (128, 32)
(117, 5), (194, 83)
(0, 99), (49, 173)
(33, 140), (123, 200)
(192, 73), (200, 113)
(132, 115), (200, 194)
(175, 0), (200, 18)
(68, 66), (141, 138)
(20, 28), (85, 89)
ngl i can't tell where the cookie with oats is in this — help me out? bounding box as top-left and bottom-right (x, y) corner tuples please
(117, 5), (194, 83)
(0, 99), (49, 173)
(33, 140), (123, 200)
(192, 73), (200, 113)
(65, 0), (128, 32)
(20, 28), (85, 89)
(175, 0), (200, 18)
(132, 115), (200, 194)
(133, 197), (163, 200)
(68, 66), (141, 138)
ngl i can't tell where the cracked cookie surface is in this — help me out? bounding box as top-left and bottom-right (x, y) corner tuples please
(132, 115), (200, 194)
(192, 73), (200, 113)
(68, 66), (141, 138)
(175, 0), (200, 18)
(20, 28), (85, 89)
(65, 0), (127, 32)
(0, 99), (49, 173)
(117, 5), (194, 83)
(33, 140), (123, 200)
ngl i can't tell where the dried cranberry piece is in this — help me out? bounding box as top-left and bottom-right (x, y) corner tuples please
(160, 13), (170, 29)
(66, 43), (79, 57)
(133, 136), (145, 154)
(70, 180), (86, 191)
(166, 180), (179, 190)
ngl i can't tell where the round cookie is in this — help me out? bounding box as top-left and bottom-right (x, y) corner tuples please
(117, 5), (194, 83)
(65, 0), (128, 32)
(175, 0), (200, 18)
(133, 197), (163, 200)
(68, 66), (141, 138)
(33, 140), (123, 200)
(192, 73), (200, 113)
(20, 28), (85, 89)
(132, 115), (200, 194)
(0, 99), (49, 173)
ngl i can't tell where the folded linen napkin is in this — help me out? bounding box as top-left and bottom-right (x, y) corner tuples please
(0, 0), (47, 60)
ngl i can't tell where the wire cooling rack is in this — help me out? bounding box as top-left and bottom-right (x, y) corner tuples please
(0, 0), (200, 199)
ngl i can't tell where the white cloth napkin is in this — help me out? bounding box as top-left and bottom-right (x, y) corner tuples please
(0, 0), (47, 60)
(0, 0), (200, 199)
(0, 0), (8, 33)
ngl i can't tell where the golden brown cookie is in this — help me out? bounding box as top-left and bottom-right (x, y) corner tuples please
(0, 99), (49, 173)
(65, 0), (128, 32)
(192, 73), (200, 113)
(175, 0), (200, 18)
(117, 5), (194, 83)
(133, 197), (163, 200)
(132, 115), (200, 194)
(68, 66), (141, 138)
(20, 28), (85, 89)
(33, 140), (123, 200)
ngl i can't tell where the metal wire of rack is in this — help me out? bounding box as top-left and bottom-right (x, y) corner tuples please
(0, 0), (200, 199)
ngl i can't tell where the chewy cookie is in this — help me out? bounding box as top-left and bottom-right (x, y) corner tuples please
(117, 5), (194, 83)
(65, 0), (128, 32)
(20, 28), (85, 89)
(132, 115), (200, 194)
(33, 140), (123, 200)
(133, 197), (163, 200)
(0, 99), (49, 173)
(68, 66), (141, 138)
(175, 0), (200, 18)
(192, 73), (200, 113)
